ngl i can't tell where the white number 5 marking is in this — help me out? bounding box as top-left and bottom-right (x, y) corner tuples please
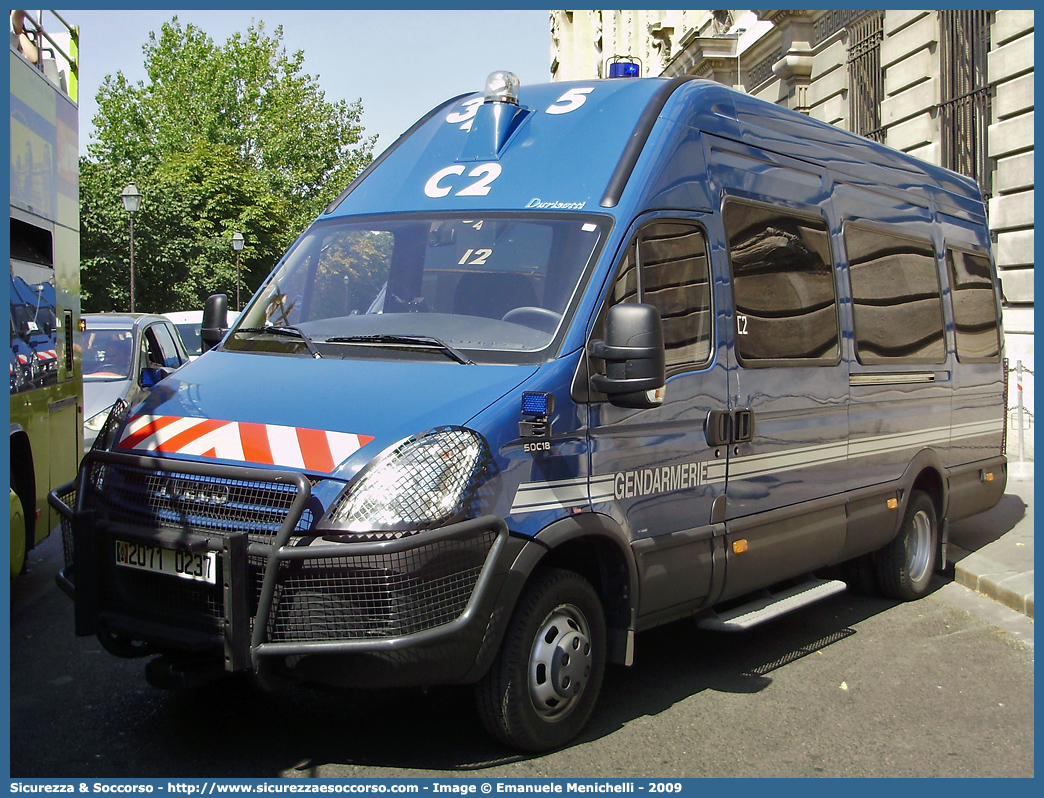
(424, 163), (503, 198)
(546, 87), (594, 115)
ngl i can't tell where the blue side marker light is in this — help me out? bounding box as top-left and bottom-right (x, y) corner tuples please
(520, 392), (554, 439)
(521, 391), (554, 418)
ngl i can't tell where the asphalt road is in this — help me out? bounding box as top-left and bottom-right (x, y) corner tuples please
(9, 529), (1034, 779)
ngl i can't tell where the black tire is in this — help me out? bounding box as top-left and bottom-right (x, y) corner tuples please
(476, 568), (606, 752)
(97, 624), (156, 658)
(876, 491), (938, 601)
(10, 486), (28, 577)
(841, 553), (878, 595)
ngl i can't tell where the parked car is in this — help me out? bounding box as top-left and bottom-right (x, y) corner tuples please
(81, 313), (190, 449)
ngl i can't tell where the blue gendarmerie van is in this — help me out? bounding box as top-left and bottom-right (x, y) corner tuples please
(53, 70), (1008, 751)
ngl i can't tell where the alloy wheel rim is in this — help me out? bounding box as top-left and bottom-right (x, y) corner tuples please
(907, 509), (933, 584)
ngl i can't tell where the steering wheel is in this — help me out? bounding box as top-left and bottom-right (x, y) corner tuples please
(501, 306), (562, 333)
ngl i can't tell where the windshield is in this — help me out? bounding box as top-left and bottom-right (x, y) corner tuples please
(82, 329), (134, 379)
(227, 214), (607, 364)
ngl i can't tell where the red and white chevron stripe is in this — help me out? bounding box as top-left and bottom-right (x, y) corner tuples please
(36, 349), (58, 361)
(117, 414), (374, 474)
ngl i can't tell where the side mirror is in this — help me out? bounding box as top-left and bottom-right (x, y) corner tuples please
(588, 303), (666, 409)
(201, 293), (229, 352)
(140, 366), (171, 389)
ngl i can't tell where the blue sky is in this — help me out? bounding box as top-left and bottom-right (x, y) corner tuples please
(54, 9), (551, 158)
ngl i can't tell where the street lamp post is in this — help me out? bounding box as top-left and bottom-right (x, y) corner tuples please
(232, 231), (245, 310)
(120, 183), (142, 312)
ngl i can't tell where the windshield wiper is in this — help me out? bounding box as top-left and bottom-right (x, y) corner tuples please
(326, 334), (473, 365)
(234, 325), (322, 359)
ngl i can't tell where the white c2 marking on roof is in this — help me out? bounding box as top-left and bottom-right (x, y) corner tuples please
(424, 165), (466, 198)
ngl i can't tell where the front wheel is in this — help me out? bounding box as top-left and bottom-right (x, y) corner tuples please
(876, 491), (938, 601)
(11, 487), (27, 577)
(476, 568), (606, 752)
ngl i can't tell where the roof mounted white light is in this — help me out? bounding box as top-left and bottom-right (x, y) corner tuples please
(484, 70), (520, 105)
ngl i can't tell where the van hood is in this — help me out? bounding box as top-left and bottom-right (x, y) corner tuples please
(115, 350), (537, 481)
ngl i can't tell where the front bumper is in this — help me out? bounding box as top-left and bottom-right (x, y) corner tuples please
(50, 450), (514, 688)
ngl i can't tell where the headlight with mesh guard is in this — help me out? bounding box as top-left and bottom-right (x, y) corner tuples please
(324, 427), (488, 534)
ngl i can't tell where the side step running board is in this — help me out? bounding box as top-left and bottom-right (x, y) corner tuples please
(697, 578), (847, 632)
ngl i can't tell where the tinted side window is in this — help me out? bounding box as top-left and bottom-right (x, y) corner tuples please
(845, 226), (945, 364)
(947, 248), (1001, 361)
(723, 202), (839, 365)
(610, 222), (713, 373)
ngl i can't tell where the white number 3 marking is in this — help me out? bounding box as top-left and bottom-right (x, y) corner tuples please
(424, 163), (503, 198)
(445, 98), (483, 128)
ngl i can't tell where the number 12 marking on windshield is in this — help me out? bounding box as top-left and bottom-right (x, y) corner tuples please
(458, 249), (492, 266)
(424, 163), (503, 198)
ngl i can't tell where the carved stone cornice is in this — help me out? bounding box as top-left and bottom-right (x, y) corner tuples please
(772, 53), (813, 81)
(661, 33), (741, 81)
(755, 10), (815, 26)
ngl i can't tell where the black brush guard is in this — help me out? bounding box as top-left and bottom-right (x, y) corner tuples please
(50, 449), (511, 686)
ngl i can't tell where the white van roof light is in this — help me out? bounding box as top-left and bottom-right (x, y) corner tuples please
(484, 70), (520, 105)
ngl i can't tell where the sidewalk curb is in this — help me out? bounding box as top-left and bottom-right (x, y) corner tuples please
(954, 559), (1035, 618)
(947, 473), (1034, 619)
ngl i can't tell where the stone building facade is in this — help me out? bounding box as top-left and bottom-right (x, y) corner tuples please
(550, 9), (1034, 461)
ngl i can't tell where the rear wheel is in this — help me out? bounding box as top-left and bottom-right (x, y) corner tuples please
(476, 568), (606, 752)
(841, 553), (878, 595)
(877, 491), (938, 601)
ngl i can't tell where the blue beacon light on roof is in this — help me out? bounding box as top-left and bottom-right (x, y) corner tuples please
(607, 56), (641, 79)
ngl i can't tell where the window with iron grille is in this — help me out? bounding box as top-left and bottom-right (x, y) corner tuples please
(847, 11), (885, 143)
(939, 10), (992, 203)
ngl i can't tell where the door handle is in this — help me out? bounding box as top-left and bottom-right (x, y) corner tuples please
(705, 408), (754, 446)
(705, 410), (731, 447)
(733, 408), (754, 443)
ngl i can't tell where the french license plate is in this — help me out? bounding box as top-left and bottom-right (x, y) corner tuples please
(114, 540), (217, 585)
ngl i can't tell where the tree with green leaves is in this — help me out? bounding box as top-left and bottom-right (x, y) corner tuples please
(80, 17), (375, 313)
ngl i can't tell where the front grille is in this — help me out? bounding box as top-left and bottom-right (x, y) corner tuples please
(83, 460), (310, 545)
(103, 561), (227, 627)
(268, 530), (496, 642)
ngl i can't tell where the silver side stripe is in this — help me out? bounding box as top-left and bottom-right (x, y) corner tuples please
(511, 475), (615, 515)
(509, 418), (1004, 515)
(727, 441), (849, 480)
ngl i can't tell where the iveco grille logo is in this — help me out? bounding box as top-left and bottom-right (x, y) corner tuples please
(156, 479), (231, 506)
